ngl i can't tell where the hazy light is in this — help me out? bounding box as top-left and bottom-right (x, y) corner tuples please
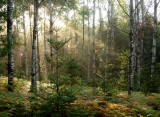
(20, 53), (23, 56)
(54, 19), (65, 27)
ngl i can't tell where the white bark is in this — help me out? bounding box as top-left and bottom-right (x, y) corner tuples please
(151, 0), (157, 89)
(31, 0), (38, 91)
(74, 10), (78, 61)
(111, 2), (115, 52)
(93, 0), (96, 87)
(43, 7), (47, 75)
(29, 0), (32, 45)
(81, 0), (85, 83)
(98, 0), (102, 40)
(49, 0), (54, 72)
(129, 0), (134, 95)
(136, 0), (141, 91)
(37, 31), (41, 81)
(104, 0), (110, 91)
(87, 0), (90, 83)
(22, 0), (29, 80)
(7, 0), (14, 91)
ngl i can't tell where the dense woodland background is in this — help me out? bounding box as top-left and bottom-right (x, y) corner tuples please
(0, 0), (160, 116)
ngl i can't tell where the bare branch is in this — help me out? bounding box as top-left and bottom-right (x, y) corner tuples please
(109, 20), (129, 34)
(116, 0), (130, 17)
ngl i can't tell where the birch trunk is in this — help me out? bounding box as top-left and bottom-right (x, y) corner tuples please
(7, 0), (14, 91)
(49, 0), (54, 73)
(111, 2), (115, 53)
(104, 0), (110, 91)
(98, 0), (102, 40)
(93, 0), (96, 87)
(151, 0), (157, 90)
(136, 0), (141, 91)
(139, 0), (144, 90)
(43, 7), (47, 75)
(87, 0), (90, 83)
(74, 10), (78, 61)
(22, 0), (29, 80)
(37, 31), (41, 81)
(29, 0), (32, 45)
(81, 0), (85, 84)
(31, 0), (38, 92)
(129, 0), (134, 95)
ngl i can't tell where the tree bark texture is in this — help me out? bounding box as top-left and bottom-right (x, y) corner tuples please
(7, 0), (14, 91)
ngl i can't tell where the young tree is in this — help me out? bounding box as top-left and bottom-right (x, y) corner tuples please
(104, 0), (110, 91)
(37, 31), (41, 81)
(93, 0), (96, 87)
(136, 0), (141, 91)
(111, 1), (115, 52)
(87, 0), (90, 83)
(7, 0), (14, 91)
(128, 0), (134, 95)
(98, 0), (102, 40)
(22, 0), (29, 80)
(31, 0), (38, 92)
(43, 7), (47, 75)
(81, 0), (85, 84)
(151, 0), (157, 91)
(29, 0), (32, 45)
(49, 0), (54, 73)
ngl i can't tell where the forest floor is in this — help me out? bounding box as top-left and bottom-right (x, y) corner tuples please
(0, 77), (160, 117)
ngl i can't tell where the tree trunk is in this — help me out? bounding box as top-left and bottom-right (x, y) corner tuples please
(49, 0), (54, 73)
(93, 0), (96, 87)
(37, 31), (41, 81)
(29, 0), (32, 45)
(81, 0), (85, 85)
(104, 0), (110, 91)
(139, 0), (144, 90)
(22, 0), (29, 80)
(43, 7), (47, 76)
(7, 0), (14, 91)
(98, 0), (102, 40)
(128, 0), (134, 95)
(87, 0), (90, 84)
(31, 0), (38, 92)
(74, 10), (78, 61)
(151, 0), (157, 91)
(111, 2), (115, 53)
(136, 0), (141, 91)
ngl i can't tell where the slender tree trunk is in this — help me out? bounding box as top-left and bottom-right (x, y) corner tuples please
(139, 0), (144, 90)
(29, 0), (32, 45)
(136, 0), (141, 91)
(104, 0), (110, 91)
(37, 31), (41, 81)
(87, 0), (90, 84)
(134, 0), (137, 76)
(7, 0), (14, 91)
(151, 0), (157, 91)
(74, 10), (78, 61)
(49, 0), (54, 73)
(93, 0), (96, 87)
(98, 0), (102, 40)
(111, 2), (115, 53)
(81, 0), (85, 85)
(43, 7), (47, 76)
(22, 0), (29, 80)
(14, 4), (18, 34)
(128, 0), (134, 95)
(31, 0), (38, 92)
